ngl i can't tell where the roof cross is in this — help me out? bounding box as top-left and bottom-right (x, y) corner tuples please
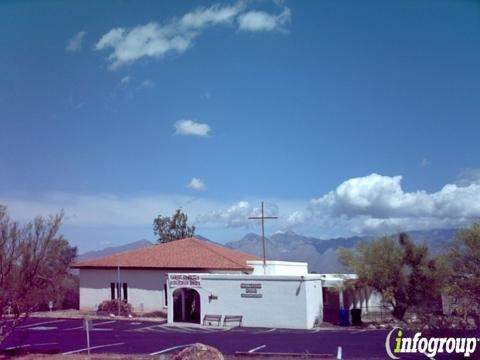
(248, 201), (278, 271)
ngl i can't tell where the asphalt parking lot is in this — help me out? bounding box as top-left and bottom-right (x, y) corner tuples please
(0, 317), (458, 359)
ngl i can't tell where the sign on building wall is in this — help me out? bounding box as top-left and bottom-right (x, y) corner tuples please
(240, 283), (263, 298)
(168, 274), (201, 288)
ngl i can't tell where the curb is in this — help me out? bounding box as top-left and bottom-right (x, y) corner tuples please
(235, 352), (335, 358)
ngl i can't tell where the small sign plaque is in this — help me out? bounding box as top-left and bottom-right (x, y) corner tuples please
(241, 293), (263, 298)
(169, 274), (201, 288)
(240, 283), (263, 298)
(240, 283), (262, 289)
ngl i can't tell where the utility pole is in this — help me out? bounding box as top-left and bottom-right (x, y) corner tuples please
(248, 201), (278, 274)
(117, 254), (121, 317)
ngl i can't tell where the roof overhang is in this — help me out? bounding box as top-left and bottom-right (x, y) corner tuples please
(71, 265), (254, 272)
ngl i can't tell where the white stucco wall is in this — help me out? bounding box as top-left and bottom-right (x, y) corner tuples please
(247, 260), (308, 276)
(79, 268), (247, 313)
(79, 268), (168, 312)
(166, 273), (323, 329)
(305, 278), (323, 325)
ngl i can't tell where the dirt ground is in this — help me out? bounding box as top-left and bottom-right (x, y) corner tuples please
(29, 310), (166, 323)
(0, 355), (341, 360)
(0, 355), (155, 360)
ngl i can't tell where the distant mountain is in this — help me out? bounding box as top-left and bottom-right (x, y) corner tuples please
(76, 229), (460, 273)
(402, 228), (458, 255)
(77, 239), (154, 261)
(225, 229), (460, 273)
(76, 234), (215, 262)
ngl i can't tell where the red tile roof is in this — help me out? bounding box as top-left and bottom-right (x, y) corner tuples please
(71, 237), (260, 271)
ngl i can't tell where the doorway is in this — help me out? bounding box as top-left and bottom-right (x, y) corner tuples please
(173, 288), (201, 323)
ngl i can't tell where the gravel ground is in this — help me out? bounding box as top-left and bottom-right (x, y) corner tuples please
(29, 310), (166, 323)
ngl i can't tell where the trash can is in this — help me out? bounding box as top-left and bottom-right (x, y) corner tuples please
(339, 309), (350, 326)
(350, 308), (362, 326)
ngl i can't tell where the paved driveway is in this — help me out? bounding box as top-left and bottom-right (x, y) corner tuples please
(0, 317), (465, 359)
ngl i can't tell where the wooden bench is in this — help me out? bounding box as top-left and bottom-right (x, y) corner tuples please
(223, 315), (243, 327)
(202, 314), (222, 326)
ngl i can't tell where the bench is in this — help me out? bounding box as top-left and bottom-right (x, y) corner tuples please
(223, 315), (243, 327)
(202, 314), (222, 326)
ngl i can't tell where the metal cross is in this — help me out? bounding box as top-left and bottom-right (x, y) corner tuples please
(248, 201), (278, 269)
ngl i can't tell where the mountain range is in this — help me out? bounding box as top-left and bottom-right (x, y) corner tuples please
(225, 228), (458, 273)
(75, 234), (213, 262)
(76, 239), (154, 262)
(77, 229), (459, 273)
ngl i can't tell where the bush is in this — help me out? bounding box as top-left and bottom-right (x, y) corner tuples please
(34, 274), (79, 312)
(60, 274), (79, 309)
(96, 300), (134, 317)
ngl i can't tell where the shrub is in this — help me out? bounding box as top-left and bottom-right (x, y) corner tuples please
(96, 300), (134, 317)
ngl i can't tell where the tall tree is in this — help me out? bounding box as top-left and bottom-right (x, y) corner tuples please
(338, 233), (439, 320)
(0, 205), (77, 344)
(442, 222), (480, 327)
(153, 209), (195, 243)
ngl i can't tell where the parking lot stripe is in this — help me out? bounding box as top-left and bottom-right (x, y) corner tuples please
(248, 345), (266, 353)
(5, 342), (58, 350)
(93, 320), (117, 327)
(162, 326), (197, 333)
(255, 328), (276, 334)
(65, 320), (116, 330)
(62, 342), (124, 355)
(150, 343), (196, 355)
(199, 327), (228, 333)
(17, 320), (65, 329)
(131, 325), (158, 332)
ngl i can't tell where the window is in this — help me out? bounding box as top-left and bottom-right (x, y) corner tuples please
(164, 283), (168, 306)
(110, 282), (128, 301)
(110, 283), (115, 300)
(123, 283), (128, 301)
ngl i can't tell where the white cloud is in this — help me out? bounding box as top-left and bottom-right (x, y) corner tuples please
(3, 173), (477, 242)
(456, 168), (480, 186)
(286, 210), (305, 227)
(95, 23), (193, 69)
(95, 3), (243, 69)
(0, 192), (221, 228)
(0, 193), (296, 235)
(174, 119), (211, 137)
(307, 173), (480, 235)
(187, 178), (207, 192)
(179, 2), (245, 29)
(420, 158), (429, 168)
(197, 201), (280, 228)
(95, 3), (290, 69)
(120, 76), (131, 84)
(66, 31), (87, 52)
(141, 79), (155, 88)
(237, 7), (291, 32)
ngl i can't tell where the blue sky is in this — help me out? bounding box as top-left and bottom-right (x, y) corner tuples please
(1, 0), (480, 252)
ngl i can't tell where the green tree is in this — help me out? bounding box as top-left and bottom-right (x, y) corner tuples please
(0, 205), (77, 344)
(442, 222), (480, 327)
(338, 233), (439, 320)
(153, 209), (195, 243)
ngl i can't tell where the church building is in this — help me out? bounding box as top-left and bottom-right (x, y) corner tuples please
(72, 237), (325, 329)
